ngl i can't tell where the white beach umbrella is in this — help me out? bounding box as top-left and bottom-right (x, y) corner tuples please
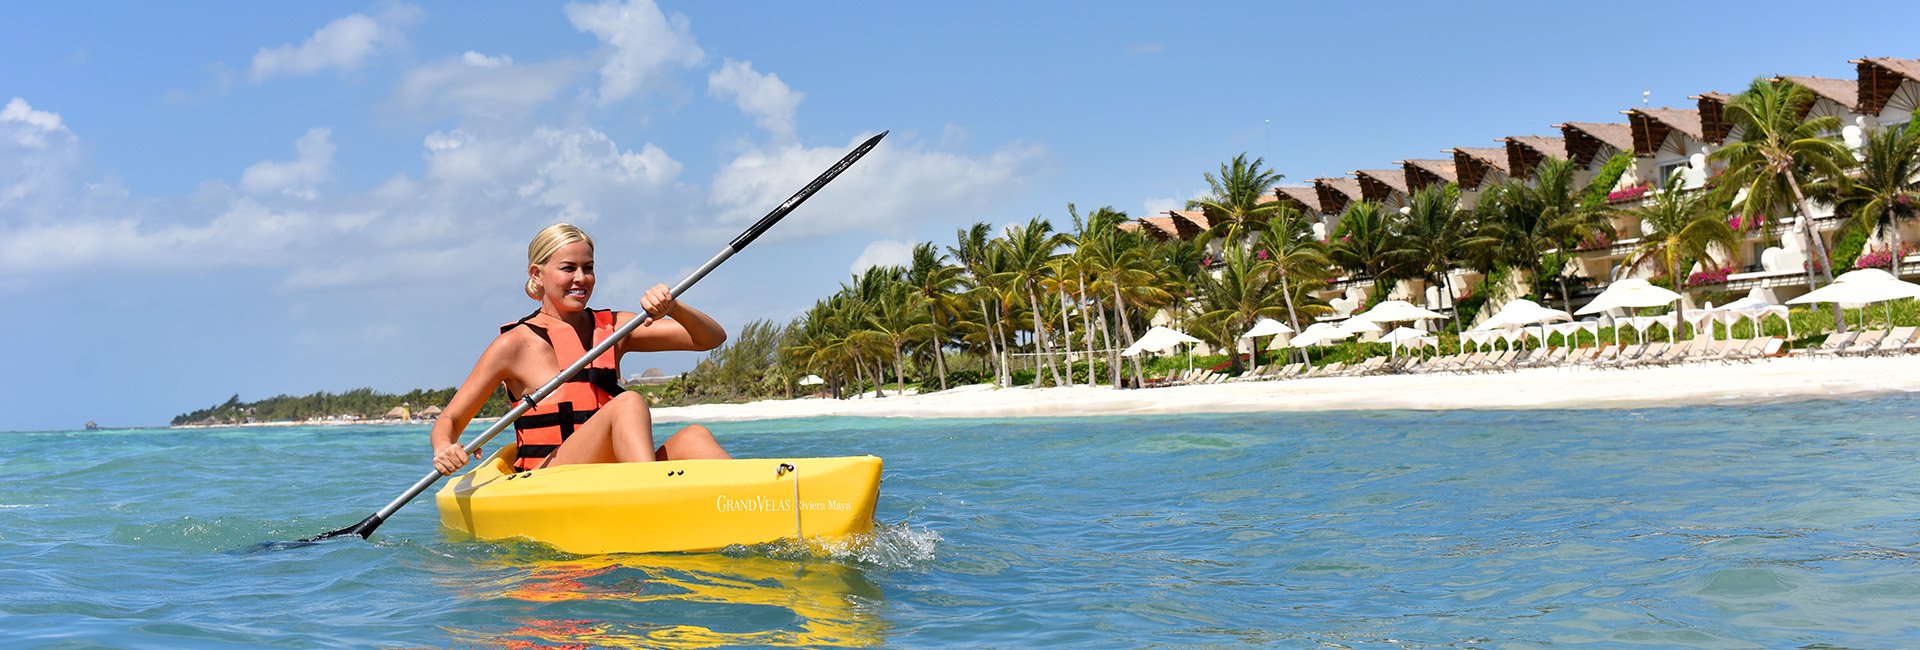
(1277, 322), (1351, 354)
(1578, 278), (1684, 343)
(1239, 318), (1295, 366)
(1240, 317), (1294, 339)
(1380, 326), (1429, 356)
(1475, 299), (1572, 348)
(1787, 268), (1920, 327)
(798, 374), (824, 386)
(1121, 325), (1203, 357)
(1355, 300), (1445, 324)
(1576, 278), (1683, 314)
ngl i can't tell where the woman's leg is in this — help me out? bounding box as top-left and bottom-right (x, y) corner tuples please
(543, 391), (657, 466)
(656, 424), (732, 460)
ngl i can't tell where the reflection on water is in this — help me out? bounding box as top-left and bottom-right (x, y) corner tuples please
(450, 552), (888, 648)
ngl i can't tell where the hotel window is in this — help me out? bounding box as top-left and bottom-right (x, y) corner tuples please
(1656, 160), (1688, 184)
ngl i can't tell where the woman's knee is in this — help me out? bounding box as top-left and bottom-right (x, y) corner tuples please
(608, 390), (650, 415)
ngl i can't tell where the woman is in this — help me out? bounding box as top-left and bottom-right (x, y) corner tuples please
(430, 223), (731, 476)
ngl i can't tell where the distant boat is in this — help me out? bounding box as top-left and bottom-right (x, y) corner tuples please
(84, 421), (100, 430)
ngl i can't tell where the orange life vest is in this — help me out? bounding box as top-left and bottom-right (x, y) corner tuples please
(501, 309), (624, 471)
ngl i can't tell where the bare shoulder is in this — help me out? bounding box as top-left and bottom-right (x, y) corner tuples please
(483, 326), (544, 367)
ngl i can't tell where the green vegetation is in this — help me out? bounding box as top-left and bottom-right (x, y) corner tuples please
(171, 387), (510, 426)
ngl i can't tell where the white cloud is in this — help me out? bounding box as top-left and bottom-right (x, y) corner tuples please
(850, 239), (915, 274)
(420, 126), (683, 225)
(0, 98), (82, 213)
(565, 0), (704, 104)
(708, 59), (803, 140)
(706, 134), (1044, 241)
(392, 52), (590, 121)
(240, 128), (335, 200)
(461, 51), (511, 68)
(250, 5), (420, 81)
(1, 98), (71, 147)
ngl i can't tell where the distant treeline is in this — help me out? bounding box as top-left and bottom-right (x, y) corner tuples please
(171, 386), (510, 426)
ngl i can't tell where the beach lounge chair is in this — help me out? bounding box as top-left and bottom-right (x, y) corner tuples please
(1475, 349), (1516, 373)
(1348, 357), (1385, 376)
(1652, 339), (1699, 366)
(1688, 338), (1729, 363)
(1522, 347), (1566, 369)
(1800, 330), (1857, 357)
(1717, 337), (1761, 363)
(1876, 326), (1918, 356)
(1757, 337), (1785, 359)
(1840, 329), (1887, 357)
(1621, 342), (1669, 368)
(1602, 343), (1646, 368)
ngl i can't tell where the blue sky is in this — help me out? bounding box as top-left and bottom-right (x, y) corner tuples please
(3, 1), (1915, 431)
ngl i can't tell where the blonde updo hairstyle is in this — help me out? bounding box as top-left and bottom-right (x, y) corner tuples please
(525, 223), (595, 300)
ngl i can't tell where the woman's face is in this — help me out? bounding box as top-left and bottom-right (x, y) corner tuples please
(532, 241), (595, 311)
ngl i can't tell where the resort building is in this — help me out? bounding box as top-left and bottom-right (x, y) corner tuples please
(1125, 53), (1920, 324)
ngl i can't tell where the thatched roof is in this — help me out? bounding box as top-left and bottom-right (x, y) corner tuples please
(1556, 122), (1634, 167)
(1169, 210), (1209, 239)
(1313, 177), (1361, 215)
(1400, 159), (1457, 191)
(1273, 186), (1322, 214)
(1854, 57), (1920, 116)
(1136, 215), (1181, 240)
(383, 406), (409, 420)
(418, 405), (443, 416)
(1692, 92), (1734, 143)
(1780, 76), (1859, 111)
(1452, 147), (1509, 188)
(1353, 169), (1409, 202)
(1503, 135), (1565, 179)
(1117, 221), (1142, 234)
(1623, 108), (1705, 155)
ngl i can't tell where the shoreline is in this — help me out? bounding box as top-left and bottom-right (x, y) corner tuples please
(154, 355), (1920, 430)
(651, 354), (1920, 423)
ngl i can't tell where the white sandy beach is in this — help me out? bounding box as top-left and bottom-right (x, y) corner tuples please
(653, 354), (1920, 423)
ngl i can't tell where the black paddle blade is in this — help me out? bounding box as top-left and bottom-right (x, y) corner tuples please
(304, 514), (383, 542)
(730, 130), (887, 251)
(243, 514), (384, 552)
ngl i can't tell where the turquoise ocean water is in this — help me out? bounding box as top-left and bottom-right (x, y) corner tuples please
(4, 395), (1920, 647)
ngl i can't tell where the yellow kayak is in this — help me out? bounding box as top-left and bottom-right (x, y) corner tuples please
(435, 445), (882, 554)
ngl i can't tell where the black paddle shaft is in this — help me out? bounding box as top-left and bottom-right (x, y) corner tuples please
(297, 131), (888, 544)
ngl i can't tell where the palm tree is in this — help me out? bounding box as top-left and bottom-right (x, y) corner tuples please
(1192, 153), (1284, 250)
(1251, 206), (1332, 362)
(1469, 155), (1629, 312)
(1193, 247), (1292, 373)
(1081, 221), (1176, 387)
(864, 279), (926, 394)
(951, 222), (1009, 386)
(1390, 183), (1473, 335)
(992, 217), (1069, 387)
(1621, 173), (1740, 330)
(1711, 77), (1855, 329)
(904, 242), (965, 390)
(1327, 201), (1406, 289)
(1831, 110), (1920, 276)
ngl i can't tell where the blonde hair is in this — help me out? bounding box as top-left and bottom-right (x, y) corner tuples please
(525, 223), (594, 299)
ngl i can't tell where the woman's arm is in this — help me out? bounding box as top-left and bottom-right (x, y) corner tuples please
(430, 335), (523, 475)
(619, 283), (728, 353)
